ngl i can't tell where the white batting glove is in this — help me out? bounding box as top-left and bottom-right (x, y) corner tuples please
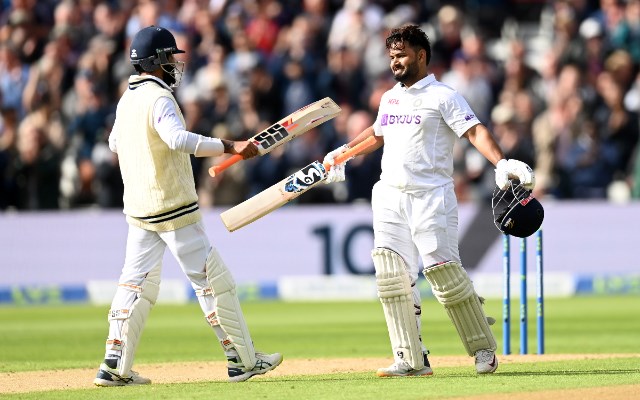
(507, 159), (535, 190)
(494, 159), (535, 190)
(323, 144), (349, 184)
(494, 159), (510, 190)
(325, 162), (346, 183)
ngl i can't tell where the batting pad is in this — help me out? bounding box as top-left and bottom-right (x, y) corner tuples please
(373, 248), (424, 369)
(109, 265), (161, 377)
(422, 261), (497, 356)
(203, 247), (257, 370)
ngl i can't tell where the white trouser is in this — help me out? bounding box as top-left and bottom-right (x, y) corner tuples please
(372, 181), (461, 280)
(371, 181), (460, 357)
(117, 221), (211, 288)
(106, 222), (232, 360)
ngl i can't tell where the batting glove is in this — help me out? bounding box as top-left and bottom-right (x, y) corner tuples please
(323, 144), (349, 184)
(507, 159), (535, 190)
(325, 162), (346, 184)
(494, 159), (535, 190)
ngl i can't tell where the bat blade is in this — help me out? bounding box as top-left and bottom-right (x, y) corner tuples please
(220, 136), (377, 232)
(209, 97), (341, 177)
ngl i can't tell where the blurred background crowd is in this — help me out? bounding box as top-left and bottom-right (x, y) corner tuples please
(0, 0), (639, 211)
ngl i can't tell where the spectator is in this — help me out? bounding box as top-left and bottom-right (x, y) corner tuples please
(0, 41), (29, 118)
(91, 113), (123, 209)
(10, 115), (61, 209)
(316, 46), (367, 110)
(567, 17), (609, 88)
(244, 0), (281, 57)
(65, 67), (115, 206)
(22, 37), (73, 115)
(343, 109), (381, 203)
(559, 119), (613, 198)
(282, 59), (316, 115)
(604, 49), (636, 91)
(532, 91), (586, 199)
(198, 124), (252, 207)
(0, 1), (639, 210)
(441, 48), (493, 124)
(0, 106), (18, 209)
(610, 0), (640, 64)
(431, 5), (464, 69)
(224, 30), (263, 100)
(327, 0), (382, 55)
(593, 70), (639, 180)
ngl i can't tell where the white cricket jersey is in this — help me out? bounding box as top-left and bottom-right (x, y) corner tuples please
(373, 74), (480, 192)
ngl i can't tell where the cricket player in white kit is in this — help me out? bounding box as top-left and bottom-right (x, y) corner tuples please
(324, 25), (535, 376)
(93, 26), (282, 386)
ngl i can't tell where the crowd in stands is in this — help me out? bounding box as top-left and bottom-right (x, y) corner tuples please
(0, 0), (639, 211)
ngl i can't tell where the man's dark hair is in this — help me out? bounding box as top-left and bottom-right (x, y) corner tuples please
(385, 25), (431, 66)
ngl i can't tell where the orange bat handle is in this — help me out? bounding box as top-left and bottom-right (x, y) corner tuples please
(322, 136), (376, 171)
(209, 154), (243, 177)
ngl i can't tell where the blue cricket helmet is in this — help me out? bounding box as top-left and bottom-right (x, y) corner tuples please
(130, 26), (184, 72)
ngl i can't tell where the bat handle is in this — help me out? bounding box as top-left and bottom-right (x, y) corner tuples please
(209, 154), (243, 177)
(322, 136), (377, 170)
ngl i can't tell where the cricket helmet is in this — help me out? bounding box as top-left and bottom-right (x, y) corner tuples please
(130, 26), (185, 87)
(491, 180), (544, 238)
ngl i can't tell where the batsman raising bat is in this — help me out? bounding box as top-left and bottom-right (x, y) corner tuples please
(322, 25), (535, 377)
(93, 26), (281, 387)
(220, 136), (376, 232)
(208, 97), (341, 177)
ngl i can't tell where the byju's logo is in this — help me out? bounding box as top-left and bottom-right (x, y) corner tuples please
(380, 114), (422, 126)
(464, 114), (476, 121)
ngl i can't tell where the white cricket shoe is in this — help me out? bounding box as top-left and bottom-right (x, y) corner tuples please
(376, 356), (433, 377)
(227, 351), (283, 382)
(475, 349), (498, 374)
(94, 359), (151, 386)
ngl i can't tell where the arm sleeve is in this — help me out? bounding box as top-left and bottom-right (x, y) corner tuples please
(153, 97), (224, 156)
(440, 91), (481, 138)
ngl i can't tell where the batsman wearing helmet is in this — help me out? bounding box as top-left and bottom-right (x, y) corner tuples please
(323, 25), (535, 376)
(93, 26), (282, 386)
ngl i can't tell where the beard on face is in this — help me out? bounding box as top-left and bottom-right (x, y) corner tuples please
(162, 69), (176, 86)
(392, 59), (419, 84)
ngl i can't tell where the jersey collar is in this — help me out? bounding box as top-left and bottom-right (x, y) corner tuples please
(396, 74), (436, 91)
(128, 74), (173, 91)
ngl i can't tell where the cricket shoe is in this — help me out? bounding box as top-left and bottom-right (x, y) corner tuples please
(93, 358), (151, 386)
(227, 351), (283, 382)
(376, 354), (433, 377)
(475, 349), (498, 374)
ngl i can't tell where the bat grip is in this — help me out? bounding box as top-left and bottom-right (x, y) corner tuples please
(322, 136), (376, 171)
(209, 154), (243, 177)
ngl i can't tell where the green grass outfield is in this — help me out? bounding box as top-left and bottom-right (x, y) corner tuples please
(1, 295), (639, 399)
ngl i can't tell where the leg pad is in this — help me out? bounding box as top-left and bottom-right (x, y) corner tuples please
(108, 266), (161, 376)
(422, 261), (496, 356)
(201, 247), (257, 369)
(373, 247), (424, 369)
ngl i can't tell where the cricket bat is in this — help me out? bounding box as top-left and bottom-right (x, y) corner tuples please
(220, 136), (377, 232)
(208, 97), (341, 177)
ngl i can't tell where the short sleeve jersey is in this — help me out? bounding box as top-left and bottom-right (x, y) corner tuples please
(373, 74), (480, 192)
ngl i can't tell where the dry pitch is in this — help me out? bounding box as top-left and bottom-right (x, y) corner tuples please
(2, 354), (639, 398)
